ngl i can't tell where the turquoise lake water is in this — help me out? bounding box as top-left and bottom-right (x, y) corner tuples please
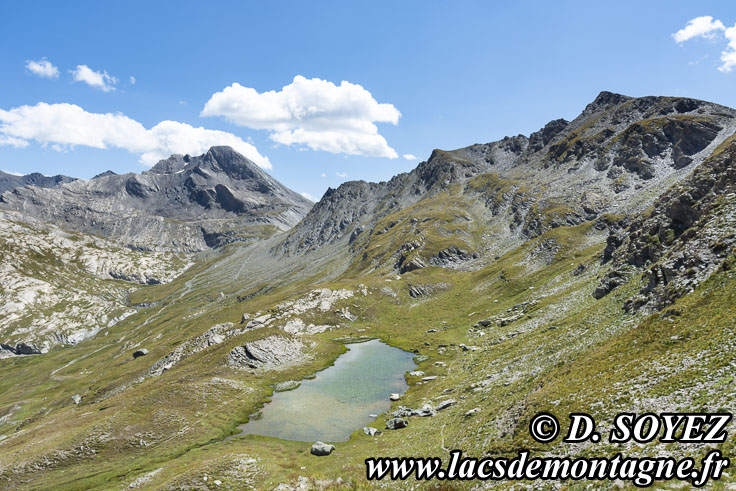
(236, 339), (416, 442)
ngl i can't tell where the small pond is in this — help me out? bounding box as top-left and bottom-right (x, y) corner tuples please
(235, 339), (416, 442)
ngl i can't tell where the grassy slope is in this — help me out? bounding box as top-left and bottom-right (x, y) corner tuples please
(0, 188), (734, 489)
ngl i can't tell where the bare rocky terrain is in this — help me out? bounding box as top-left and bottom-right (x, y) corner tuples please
(1, 146), (312, 251)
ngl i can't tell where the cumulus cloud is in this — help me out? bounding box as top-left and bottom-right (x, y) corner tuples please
(336, 171), (348, 178)
(674, 16), (736, 72)
(402, 154), (417, 160)
(25, 58), (59, 79)
(673, 16), (725, 42)
(300, 192), (315, 201)
(71, 65), (118, 91)
(0, 102), (271, 168)
(201, 75), (401, 159)
(129, 76), (136, 85)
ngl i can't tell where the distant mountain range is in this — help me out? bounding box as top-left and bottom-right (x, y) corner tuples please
(0, 170), (76, 194)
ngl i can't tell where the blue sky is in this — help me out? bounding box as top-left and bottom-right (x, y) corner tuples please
(1, 1), (734, 201)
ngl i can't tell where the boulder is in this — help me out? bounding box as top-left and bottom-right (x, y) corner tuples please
(391, 407), (413, 418)
(310, 442), (335, 456)
(386, 418), (408, 430)
(435, 399), (457, 411)
(412, 404), (436, 417)
(363, 427), (380, 436)
(389, 393), (401, 401)
(132, 349), (149, 359)
(399, 257), (427, 274)
(72, 394), (82, 404)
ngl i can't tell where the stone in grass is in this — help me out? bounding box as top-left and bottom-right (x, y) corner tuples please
(72, 394), (82, 404)
(386, 418), (408, 430)
(412, 404), (436, 417)
(132, 349), (149, 359)
(363, 427), (380, 436)
(464, 407), (481, 418)
(435, 399), (457, 411)
(389, 393), (401, 401)
(310, 441), (335, 456)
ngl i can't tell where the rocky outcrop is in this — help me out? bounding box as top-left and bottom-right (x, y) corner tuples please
(0, 342), (41, 358)
(596, 131), (736, 312)
(428, 246), (479, 268)
(385, 418), (408, 430)
(0, 209), (190, 351)
(149, 323), (237, 376)
(0, 147), (312, 251)
(227, 336), (309, 371)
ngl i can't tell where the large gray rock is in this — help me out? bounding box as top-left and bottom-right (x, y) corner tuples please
(363, 427), (380, 436)
(227, 335), (308, 371)
(385, 418), (408, 430)
(310, 442), (335, 456)
(435, 399), (457, 411)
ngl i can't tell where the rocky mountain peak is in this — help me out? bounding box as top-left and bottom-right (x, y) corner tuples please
(0, 146), (312, 251)
(587, 90), (632, 111)
(0, 170), (76, 194)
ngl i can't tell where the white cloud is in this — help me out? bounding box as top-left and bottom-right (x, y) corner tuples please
(402, 153), (417, 160)
(25, 58), (59, 79)
(673, 16), (736, 72)
(201, 75), (401, 159)
(300, 192), (315, 201)
(0, 135), (29, 147)
(336, 171), (348, 178)
(71, 65), (118, 92)
(321, 172), (326, 177)
(2, 169), (24, 176)
(129, 76), (136, 85)
(722, 24), (736, 72)
(673, 16), (725, 42)
(0, 102), (271, 169)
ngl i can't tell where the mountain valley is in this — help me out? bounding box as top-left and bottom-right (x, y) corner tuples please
(1, 92), (735, 489)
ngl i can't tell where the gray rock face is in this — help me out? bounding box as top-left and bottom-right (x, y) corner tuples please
(428, 246), (479, 268)
(0, 171), (76, 195)
(385, 417), (408, 430)
(596, 129), (736, 312)
(227, 336), (308, 371)
(149, 323), (236, 376)
(0, 147), (312, 251)
(435, 399), (457, 411)
(363, 427), (380, 436)
(0, 343), (41, 356)
(310, 442), (335, 456)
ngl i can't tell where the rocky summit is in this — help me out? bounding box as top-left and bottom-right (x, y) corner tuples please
(0, 146), (312, 251)
(1, 92), (736, 489)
